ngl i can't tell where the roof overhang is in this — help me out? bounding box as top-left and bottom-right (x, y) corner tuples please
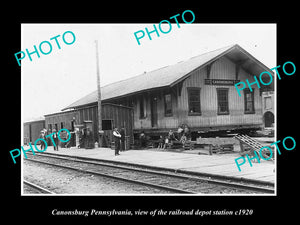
(171, 44), (274, 91)
(62, 44), (274, 111)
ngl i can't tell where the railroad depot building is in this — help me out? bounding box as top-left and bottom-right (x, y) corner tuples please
(44, 104), (133, 147)
(42, 44), (274, 146)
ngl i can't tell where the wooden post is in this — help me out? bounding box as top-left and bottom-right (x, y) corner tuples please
(239, 141), (244, 153)
(95, 40), (103, 147)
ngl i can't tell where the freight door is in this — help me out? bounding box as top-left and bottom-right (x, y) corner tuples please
(150, 96), (158, 127)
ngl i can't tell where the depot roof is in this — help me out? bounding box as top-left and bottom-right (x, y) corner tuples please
(62, 44), (273, 111)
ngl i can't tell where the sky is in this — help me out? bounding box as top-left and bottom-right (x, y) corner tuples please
(21, 23), (276, 122)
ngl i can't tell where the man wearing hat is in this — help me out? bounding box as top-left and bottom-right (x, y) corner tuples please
(39, 130), (46, 150)
(113, 128), (121, 156)
(52, 129), (59, 151)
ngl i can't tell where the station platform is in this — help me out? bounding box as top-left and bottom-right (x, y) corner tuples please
(40, 146), (276, 185)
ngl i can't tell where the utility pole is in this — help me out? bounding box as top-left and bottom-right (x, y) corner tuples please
(95, 40), (103, 147)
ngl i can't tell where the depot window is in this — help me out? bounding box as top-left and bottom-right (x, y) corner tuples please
(102, 120), (112, 130)
(188, 87), (201, 115)
(244, 89), (255, 114)
(164, 93), (172, 116)
(217, 88), (229, 115)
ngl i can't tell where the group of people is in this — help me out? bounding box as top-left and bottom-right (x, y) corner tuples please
(156, 124), (191, 150)
(137, 124), (190, 150)
(38, 128), (73, 151)
(78, 127), (94, 149)
(112, 127), (126, 156)
(37, 124), (190, 154)
(39, 128), (59, 151)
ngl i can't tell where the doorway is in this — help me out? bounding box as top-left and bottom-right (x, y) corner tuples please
(264, 111), (274, 127)
(150, 96), (158, 127)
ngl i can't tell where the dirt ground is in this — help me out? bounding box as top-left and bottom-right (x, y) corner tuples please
(22, 160), (172, 195)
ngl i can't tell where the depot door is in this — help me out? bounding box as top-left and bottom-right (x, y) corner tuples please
(264, 111), (274, 127)
(150, 96), (158, 127)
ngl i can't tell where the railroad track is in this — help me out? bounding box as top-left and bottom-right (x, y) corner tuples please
(24, 153), (274, 194)
(23, 180), (55, 194)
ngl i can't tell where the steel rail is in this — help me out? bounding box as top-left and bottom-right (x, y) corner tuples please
(25, 158), (194, 194)
(27, 153), (274, 194)
(23, 179), (56, 194)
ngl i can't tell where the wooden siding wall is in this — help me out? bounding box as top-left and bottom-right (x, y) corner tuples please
(77, 104), (134, 145)
(78, 106), (98, 138)
(133, 89), (178, 130)
(44, 104), (133, 146)
(23, 120), (45, 144)
(23, 123), (30, 144)
(134, 56), (263, 131)
(45, 111), (78, 132)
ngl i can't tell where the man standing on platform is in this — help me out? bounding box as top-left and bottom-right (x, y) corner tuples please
(113, 128), (121, 156)
(85, 127), (94, 149)
(39, 130), (46, 150)
(52, 128), (59, 151)
(120, 127), (125, 152)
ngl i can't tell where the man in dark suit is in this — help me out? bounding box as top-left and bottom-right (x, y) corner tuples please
(85, 127), (94, 149)
(139, 131), (146, 148)
(39, 130), (46, 150)
(120, 127), (125, 151)
(113, 128), (121, 156)
(52, 129), (59, 151)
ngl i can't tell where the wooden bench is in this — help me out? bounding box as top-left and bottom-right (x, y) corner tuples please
(164, 140), (194, 150)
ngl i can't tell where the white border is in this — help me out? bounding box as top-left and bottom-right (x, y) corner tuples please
(20, 23), (277, 197)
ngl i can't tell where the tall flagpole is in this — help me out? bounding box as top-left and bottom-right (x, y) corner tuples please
(95, 40), (103, 147)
